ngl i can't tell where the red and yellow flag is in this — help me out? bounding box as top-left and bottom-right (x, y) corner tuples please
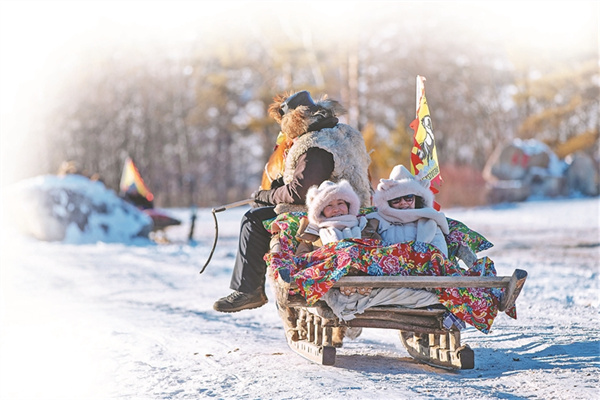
(119, 157), (154, 202)
(409, 76), (442, 209)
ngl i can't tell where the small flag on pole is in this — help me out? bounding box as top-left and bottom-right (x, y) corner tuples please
(120, 157), (154, 204)
(409, 75), (442, 209)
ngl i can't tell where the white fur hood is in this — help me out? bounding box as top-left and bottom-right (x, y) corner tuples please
(373, 164), (434, 213)
(306, 180), (360, 225)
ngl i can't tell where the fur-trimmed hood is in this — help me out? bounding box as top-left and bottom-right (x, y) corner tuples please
(268, 90), (346, 139)
(373, 165), (435, 212)
(306, 180), (360, 225)
(371, 165), (449, 244)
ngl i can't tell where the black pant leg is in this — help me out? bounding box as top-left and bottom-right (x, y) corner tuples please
(229, 206), (277, 292)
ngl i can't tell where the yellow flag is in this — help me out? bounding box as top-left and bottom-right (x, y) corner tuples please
(409, 76), (442, 195)
(119, 157), (154, 202)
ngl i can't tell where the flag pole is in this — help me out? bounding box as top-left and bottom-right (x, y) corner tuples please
(416, 75), (423, 112)
(416, 76), (426, 115)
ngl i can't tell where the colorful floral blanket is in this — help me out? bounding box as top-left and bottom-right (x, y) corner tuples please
(264, 209), (517, 334)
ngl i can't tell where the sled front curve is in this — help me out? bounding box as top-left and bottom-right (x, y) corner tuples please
(269, 269), (527, 370)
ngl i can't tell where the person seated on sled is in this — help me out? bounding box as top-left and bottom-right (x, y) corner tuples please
(368, 164), (449, 256)
(293, 179), (381, 299)
(213, 90), (372, 313)
(281, 179), (381, 256)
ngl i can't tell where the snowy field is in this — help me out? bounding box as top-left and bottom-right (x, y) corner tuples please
(0, 196), (598, 400)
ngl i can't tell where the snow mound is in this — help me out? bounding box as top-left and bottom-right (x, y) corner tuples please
(3, 174), (153, 244)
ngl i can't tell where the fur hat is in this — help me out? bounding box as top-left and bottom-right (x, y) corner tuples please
(268, 90), (346, 139)
(306, 180), (360, 225)
(373, 165), (434, 211)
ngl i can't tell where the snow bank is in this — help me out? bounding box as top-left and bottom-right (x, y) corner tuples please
(2, 174), (153, 243)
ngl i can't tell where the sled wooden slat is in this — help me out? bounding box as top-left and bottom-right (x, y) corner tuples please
(333, 270), (527, 289)
(347, 315), (444, 332)
(355, 306), (447, 317)
(351, 311), (441, 327)
(347, 319), (449, 335)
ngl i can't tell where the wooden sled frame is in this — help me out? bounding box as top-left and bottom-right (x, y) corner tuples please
(269, 269), (528, 370)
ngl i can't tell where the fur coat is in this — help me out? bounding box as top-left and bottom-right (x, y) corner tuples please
(268, 92), (372, 214)
(283, 123), (372, 209)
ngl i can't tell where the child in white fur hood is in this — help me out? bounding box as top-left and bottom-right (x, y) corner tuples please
(368, 165), (449, 256)
(294, 180), (380, 255)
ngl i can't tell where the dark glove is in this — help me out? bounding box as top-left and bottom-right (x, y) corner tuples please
(252, 189), (274, 206)
(270, 177), (285, 190)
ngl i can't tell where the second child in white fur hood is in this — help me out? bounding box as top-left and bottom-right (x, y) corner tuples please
(368, 165), (449, 256)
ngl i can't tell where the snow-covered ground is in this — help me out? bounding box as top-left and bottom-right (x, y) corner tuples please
(0, 194), (598, 399)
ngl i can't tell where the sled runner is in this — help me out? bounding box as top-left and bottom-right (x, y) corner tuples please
(264, 213), (527, 370)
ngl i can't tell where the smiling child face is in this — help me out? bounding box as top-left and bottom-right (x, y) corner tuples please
(322, 199), (350, 218)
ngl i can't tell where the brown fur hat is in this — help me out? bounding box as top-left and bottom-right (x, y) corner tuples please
(268, 90), (347, 139)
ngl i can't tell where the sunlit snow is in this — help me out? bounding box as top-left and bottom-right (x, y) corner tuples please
(0, 177), (598, 399)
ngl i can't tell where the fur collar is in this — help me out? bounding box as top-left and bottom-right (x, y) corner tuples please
(268, 92), (347, 139)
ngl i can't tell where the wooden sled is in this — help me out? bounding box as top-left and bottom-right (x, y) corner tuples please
(268, 269), (527, 370)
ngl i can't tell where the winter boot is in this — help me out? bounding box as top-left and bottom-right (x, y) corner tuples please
(213, 287), (268, 313)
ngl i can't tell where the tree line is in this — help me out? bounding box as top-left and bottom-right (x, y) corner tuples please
(14, 5), (599, 208)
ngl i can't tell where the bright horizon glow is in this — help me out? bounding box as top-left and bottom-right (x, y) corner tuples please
(2, 1), (595, 113)
(476, 1), (598, 50)
(1, 1), (595, 92)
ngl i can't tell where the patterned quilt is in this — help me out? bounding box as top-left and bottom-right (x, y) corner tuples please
(264, 209), (517, 334)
